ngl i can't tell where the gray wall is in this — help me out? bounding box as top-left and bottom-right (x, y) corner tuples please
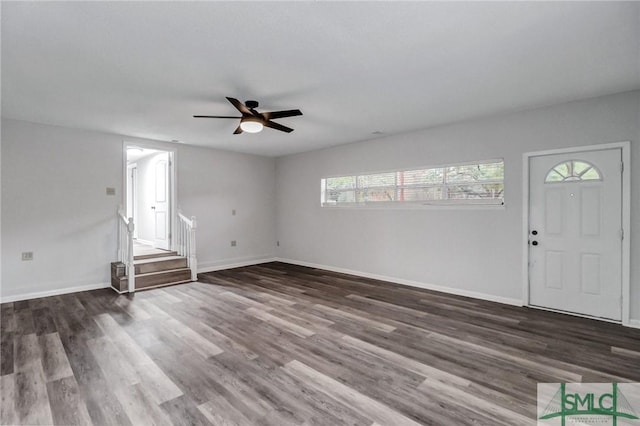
(275, 90), (640, 321)
(176, 141), (277, 271)
(2, 91), (638, 323)
(1, 119), (277, 300)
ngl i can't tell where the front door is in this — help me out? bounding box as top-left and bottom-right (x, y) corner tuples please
(528, 148), (622, 320)
(153, 152), (170, 250)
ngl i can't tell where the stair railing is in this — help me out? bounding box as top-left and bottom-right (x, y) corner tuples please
(117, 209), (135, 293)
(177, 212), (197, 281)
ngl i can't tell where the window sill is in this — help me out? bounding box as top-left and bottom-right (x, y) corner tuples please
(321, 202), (506, 211)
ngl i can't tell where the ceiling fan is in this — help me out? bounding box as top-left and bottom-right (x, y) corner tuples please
(194, 97), (302, 134)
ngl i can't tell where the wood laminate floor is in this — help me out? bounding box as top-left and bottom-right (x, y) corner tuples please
(1, 262), (639, 425)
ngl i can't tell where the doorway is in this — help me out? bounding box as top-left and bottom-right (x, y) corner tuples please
(523, 142), (630, 324)
(125, 145), (174, 253)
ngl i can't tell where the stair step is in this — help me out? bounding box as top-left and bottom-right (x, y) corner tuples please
(134, 251), (178, 260)
(135, 279), (193, 292)
(111, 262), (125, 278)
(134, 255), (184, 264)
(134, 256), (187, 274)
(113, 268), (192, 291)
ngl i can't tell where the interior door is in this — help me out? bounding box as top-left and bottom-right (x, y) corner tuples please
(528, 148), (622, 320)
(153, 152), (170, 250)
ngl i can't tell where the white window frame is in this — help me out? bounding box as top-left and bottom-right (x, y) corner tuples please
(321, 158), (505, 209)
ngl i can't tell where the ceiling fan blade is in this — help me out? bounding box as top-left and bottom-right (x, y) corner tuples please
(193, 115), (240, 119)
(226, 97), (252, 115)
(263, 109), (303, 120)
(233, 125), (243, 134)
(249, 109), (264, 119)
(264, 120), (294, 133)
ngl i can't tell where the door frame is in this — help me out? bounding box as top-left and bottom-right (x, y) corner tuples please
(126, 162), (138, 239)
(122, 141), (178, 252)
(522, 141), (631, 326)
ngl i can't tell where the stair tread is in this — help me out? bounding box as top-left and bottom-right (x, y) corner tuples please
(134, 256), (186, 264)
(133, 267), (191, 278)
(134, 251), (178, 260)
(115, 267), (191, 281)
(136, 280), (193, 291)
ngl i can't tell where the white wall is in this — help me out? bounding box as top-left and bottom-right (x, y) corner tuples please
(1, 120), (123, 299)
(176, 142), (277, 271)
(275, 90), (640, 320)
(1, 119), (277, 301)
(2, 91), (638, 323)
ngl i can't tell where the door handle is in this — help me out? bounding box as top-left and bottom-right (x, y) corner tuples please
(531, 241), (538, 246)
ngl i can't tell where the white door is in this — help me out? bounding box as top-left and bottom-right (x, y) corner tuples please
(153, 153), (170, 250)
(529, 148), (622, 320)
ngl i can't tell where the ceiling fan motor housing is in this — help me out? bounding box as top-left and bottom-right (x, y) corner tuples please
(245, 100), (259, 109)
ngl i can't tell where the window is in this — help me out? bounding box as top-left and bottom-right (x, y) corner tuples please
(544, 160), (602, 183)
(321, 159), (504, 207)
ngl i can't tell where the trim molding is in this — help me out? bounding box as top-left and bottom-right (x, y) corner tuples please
(527, 304), (621, 324)
(0, 282), (110, 303)
(110, 286), (127, 295)
(629, 320), (640, 330)
(275, 257), (523, 307)
(197, 256), (277, 274)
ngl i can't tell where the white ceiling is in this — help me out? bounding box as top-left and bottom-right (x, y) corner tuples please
(2, 2), (639, 157)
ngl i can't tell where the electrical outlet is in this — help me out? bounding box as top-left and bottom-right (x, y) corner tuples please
(22, 252), (33, 261)
(231, 240), (237, 247)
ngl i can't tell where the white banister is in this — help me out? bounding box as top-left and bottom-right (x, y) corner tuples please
(117, 209), (135, 292)
(178, 211), (197, 281)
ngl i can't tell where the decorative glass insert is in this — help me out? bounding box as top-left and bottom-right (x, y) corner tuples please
(545, 160), (602, 183)
(321, 159), (504, 207)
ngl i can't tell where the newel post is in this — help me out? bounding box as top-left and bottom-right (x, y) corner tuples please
(190, 216), (197, 281)
(127, 217), (135, 293)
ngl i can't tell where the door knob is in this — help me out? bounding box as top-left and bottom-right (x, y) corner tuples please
(531, 230), (538, 235)
(532, 241), (538, 246)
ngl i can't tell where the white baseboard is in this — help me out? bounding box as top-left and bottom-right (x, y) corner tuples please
(197, 256), (277, 274)
(0, 282), (110, 303)
(275, 257), (523, 307)
(528, 304), (621, 324)
(628, 319), (640, 329)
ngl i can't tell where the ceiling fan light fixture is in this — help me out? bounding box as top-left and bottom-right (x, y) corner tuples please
(240, 117), (264, 133)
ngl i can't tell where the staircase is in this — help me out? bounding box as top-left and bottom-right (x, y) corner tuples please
(115, 209), (197, 293)
(111, 251), (192, 293)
